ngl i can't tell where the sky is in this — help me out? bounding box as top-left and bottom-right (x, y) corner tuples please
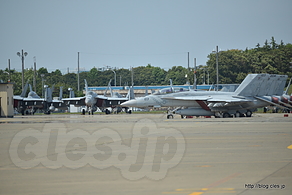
(1, 0), (292, 73)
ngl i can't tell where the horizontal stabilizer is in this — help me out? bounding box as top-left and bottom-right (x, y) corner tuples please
(254, 96), (288, 109)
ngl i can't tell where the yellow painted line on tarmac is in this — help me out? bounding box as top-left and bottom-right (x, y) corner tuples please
(189, 192), (203, 195)
(195, 165), (212, 167)
(288, 145), (292, 149)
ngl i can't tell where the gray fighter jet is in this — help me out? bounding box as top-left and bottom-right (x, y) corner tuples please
(14, 83), (65, 115)
(63, 79), (134, 115)
(121, 74), (291, 118)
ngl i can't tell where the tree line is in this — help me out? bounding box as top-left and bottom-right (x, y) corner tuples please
(1, 37), (292, 97)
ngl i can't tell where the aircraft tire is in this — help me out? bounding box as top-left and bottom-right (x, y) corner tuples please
(167, 114), (173, 119)
(223, 112), (230, 118)
(82, 109), (85, 115)
(105, 109), (110, 115)
(128, 110), (132, 114)
(235, 112), (241, 118)
(246, 110), (252, 117)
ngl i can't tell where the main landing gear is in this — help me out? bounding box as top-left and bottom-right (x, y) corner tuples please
(216, 110), (253, 118)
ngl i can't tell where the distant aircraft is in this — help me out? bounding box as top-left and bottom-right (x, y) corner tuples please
(14, 83), (66, 115)
(121, 74), (290, 118)
(63, 79), (134, 115)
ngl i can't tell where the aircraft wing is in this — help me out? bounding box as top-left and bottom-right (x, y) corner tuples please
(13, 96), (45, 102)
(161, 96), (213, 101)
(106, 97), (129, 101)
(21, 98), (45, 101)
(94, 96), (108, 100)
(62, 97), (85, 101)
(62, 97), (86, 106)
(162, 95), (253, 103)
(13, 96), (24, 101)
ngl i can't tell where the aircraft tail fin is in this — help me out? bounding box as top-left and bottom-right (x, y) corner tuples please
(59, 86), (63, 100)
(109, 80), (113, 97)
(145, 86), (148, 96)
(68, 88), (75, 98)
(170, 79), (174, 92)
(45, 86), (53, 102)
(84, 79), (88, 93)
(125, 86), (135, 100)
(284, 78), (291, 95)
(104, 79), (113, 96)
(29, 84), (33, 92)
(20, 81), (29, 97)
(234, 74), (288, 96)
(129, 86), (135, 100)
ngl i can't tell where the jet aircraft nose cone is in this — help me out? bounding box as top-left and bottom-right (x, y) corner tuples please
(85, 95), (93, 105)
(121, 99), (137, 107)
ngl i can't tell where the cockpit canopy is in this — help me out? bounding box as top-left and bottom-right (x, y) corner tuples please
(153, 87), (189, 95)
(87, 91), (95, 96)
(28, 91), (40, 99)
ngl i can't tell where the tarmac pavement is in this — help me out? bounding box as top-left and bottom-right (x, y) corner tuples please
(0, 113), (291, 195)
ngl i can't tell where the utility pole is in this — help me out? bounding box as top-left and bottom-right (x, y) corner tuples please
(111, 69), (116, 87)
(193, 58), (197, 89)
(216, 46), (219, 91)
(33, 57), (37, 92)
(8, 59), (11, 82)
(17, 49), (28, 91)
(77, 52), (80, 91)
(131, 67), (134, 86)
(187, 52), (190, 70)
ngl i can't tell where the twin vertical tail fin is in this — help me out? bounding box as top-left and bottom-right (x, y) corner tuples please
(84, 79), (88, 94)
(20, 81), (29, 97)
(45, 87), (53, 102)
(29, 84), (33, 92)
(284, 78), (291, 95)
(234, 74), (288, 97)
(59, 86), (63, 100)
(169, 79), (174, 92)
(68, 88), (75, 98)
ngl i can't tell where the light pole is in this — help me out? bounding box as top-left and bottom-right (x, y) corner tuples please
(41, 74), (45, 98)
(205, 68), (210, 85)
(17, 49), (28, 91)
(212, 46), (219, 91)
(77, 52), (80, 91)
(110, 69), (116, 86)
(193, 58), (197, 89)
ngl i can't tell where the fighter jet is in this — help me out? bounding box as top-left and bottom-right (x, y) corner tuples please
(63, 79), (134, 115)
(121, 74), (290, 118)
(14, 83), (65, 115)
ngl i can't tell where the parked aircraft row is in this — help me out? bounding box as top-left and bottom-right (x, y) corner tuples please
(14, 82), (66, 115)
(13, 74), (291, 118)
(62, 79), (134, 115)
(13, 79), (134, 115)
